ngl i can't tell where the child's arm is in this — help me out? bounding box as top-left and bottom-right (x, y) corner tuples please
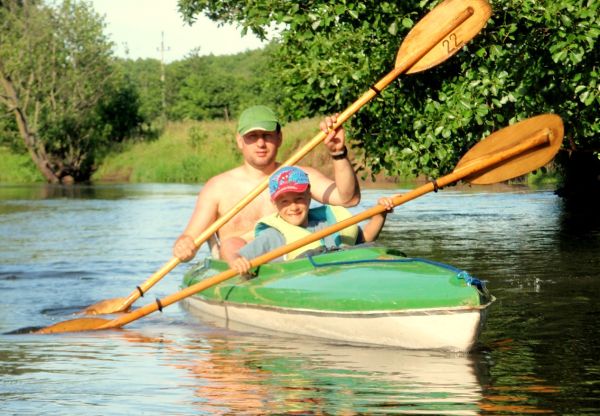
(227, 254), (253, 275)
(361, 197), (394, 242)
(224, 228), (286, 274)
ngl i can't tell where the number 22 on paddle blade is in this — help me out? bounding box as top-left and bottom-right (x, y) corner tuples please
(398, 0), (492, 74)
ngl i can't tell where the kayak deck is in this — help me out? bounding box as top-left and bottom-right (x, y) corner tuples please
(182, 245), (489, 313)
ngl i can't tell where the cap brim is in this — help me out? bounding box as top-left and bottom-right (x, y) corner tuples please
(271, 183), (309, 201)
(239, 122), (279, 136)
(239, 126), (267, 135)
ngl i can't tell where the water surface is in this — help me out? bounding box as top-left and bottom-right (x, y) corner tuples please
(1, 183), (598, 415)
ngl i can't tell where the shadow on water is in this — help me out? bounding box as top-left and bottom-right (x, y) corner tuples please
(558, 198), (600, 237)
(476, 196), (600, 415)
(3, 326), (45, 335)
(554, 198), (600, 280)
(0, 183), (119, 200)
(0, 183), (200, 200)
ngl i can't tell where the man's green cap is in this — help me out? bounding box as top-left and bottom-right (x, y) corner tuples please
(237, 105), (280, 136)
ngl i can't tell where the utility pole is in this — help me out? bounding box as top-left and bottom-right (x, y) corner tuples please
(158, 31), (170, 120)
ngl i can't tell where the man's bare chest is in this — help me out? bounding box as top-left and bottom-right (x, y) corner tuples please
(217, 189), (275, 237)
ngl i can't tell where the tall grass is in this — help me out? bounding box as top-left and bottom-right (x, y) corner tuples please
(277, 116), (336, 173)
(93, 117), (322, 183)
(93, 120), (240, 182)
(0, 118), (323, 184)
(0, 148), (43, 183)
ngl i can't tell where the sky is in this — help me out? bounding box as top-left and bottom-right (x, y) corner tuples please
(89, 0), (267, 62)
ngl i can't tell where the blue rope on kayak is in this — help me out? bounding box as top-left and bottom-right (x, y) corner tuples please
(456, 270), (488, 294)
(307, 255), (462, 273)
(306, 254), (488, 293)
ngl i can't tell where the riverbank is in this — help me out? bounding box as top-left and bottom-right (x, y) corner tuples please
(1, 118), (559, 188)
(91, 117), (362, 184)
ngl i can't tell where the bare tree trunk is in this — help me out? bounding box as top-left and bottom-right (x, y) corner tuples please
(0, 73), (60, 183)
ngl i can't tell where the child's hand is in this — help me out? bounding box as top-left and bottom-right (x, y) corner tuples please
(228, 256), (252, 275)
(378, 196), (395, 213)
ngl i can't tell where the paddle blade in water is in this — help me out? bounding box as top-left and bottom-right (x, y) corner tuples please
(455, 114), (564, 184)
(397, 0), (492, 74)
(81, 297), (131, 315)
(34, 317), (111, 334)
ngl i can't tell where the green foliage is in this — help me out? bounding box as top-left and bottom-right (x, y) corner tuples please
(119, 47), (277, 124)
(117, 58), (164, 123)
(97, 73), (144, 142)
(178, 0), (599, 182)
(0, 115), (21, 152)
(0, 0), (143, 182)
(167, 47), (278, 121)
(0, 147), (43, 183)
(527, 166), (560, 188)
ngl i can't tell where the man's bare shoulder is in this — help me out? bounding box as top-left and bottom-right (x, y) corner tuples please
(204, 166), (246, 188)
(200, 166), (245, 200)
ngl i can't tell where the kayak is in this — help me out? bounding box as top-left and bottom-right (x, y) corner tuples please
(181, 245), (494, 351)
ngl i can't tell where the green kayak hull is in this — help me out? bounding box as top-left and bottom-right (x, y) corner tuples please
(181, 245), (494, 351)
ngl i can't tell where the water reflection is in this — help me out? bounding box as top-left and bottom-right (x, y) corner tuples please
(0, 183), (202, 201)
(0, 322), (565, 416)
(176, 306), (571, 415)
(170, 323), (484, 415)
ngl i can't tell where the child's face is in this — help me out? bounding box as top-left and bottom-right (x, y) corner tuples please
(273, 190), (311, 227)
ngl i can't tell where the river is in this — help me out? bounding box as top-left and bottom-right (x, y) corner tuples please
(1, 183), (598, 415)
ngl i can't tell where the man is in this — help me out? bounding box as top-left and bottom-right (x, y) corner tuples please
(172, 105), (360, 261)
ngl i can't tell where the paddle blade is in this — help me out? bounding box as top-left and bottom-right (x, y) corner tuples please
(456, 114), (564, 184)
(397, 0), (492, 74)
(34, 317), (112, 334)
(81, 297), (131, 315)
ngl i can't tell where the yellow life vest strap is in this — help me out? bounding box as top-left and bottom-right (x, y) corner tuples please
(256, 205), (359, 260)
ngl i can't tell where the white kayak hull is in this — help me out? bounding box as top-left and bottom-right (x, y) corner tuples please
(181, 296), (494, 352)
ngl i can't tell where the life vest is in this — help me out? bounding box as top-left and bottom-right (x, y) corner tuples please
(255, 205), (359, 260)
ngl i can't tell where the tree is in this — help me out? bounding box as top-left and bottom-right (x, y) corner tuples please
(178, 0), (599, 196)
(0, 0), (141, 183)
(117, 58), (164, 125)
(167, 47), (277, 121)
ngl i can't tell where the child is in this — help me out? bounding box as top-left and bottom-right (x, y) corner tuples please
(226, 166), (393, 274)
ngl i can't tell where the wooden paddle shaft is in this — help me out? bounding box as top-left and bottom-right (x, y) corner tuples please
(100, 128), (551, 330)
(119, 1), (484, 309)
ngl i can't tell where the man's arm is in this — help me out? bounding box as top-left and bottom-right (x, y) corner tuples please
(172, 179), (220, 262)
(304, 114), (360, 207)
(304, 164), (360, 207)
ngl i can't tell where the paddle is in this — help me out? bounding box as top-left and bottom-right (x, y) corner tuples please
(81, 0), (493, 315)
(32, 114), (564, 334)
